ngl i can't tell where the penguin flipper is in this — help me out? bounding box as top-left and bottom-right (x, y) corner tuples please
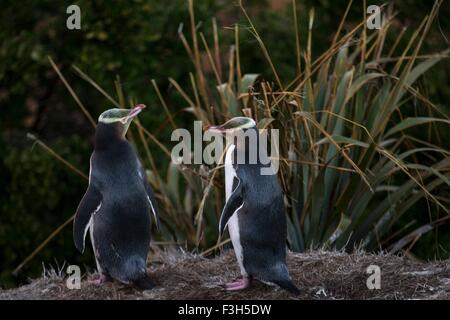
(138, 160), (160, 230)
(145, 186), (160, 230)
(73, 184), (102, 253)
(219, 179), (244, 237)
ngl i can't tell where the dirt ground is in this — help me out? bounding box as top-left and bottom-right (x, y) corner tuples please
(1, 250), (449, 300)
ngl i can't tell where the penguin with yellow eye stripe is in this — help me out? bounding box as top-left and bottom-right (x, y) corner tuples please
(73, 104), (159, 289)
(206, 117), (300, 295)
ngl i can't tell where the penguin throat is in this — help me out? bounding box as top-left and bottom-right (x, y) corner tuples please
(95, 122), (128, 149)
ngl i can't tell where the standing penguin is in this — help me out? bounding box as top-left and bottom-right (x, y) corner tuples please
(207, 117), (299, 295)
(73, 104), (159, 289)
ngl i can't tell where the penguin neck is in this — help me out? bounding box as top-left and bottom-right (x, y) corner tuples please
(94, 122), (128, 151)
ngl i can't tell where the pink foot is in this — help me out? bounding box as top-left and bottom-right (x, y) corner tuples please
(224, 277), (251, 291)
(89, 274), (109, 285)
(224, 277), (244, 288)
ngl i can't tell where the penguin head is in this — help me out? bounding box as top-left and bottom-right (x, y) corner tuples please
(205, 117), (256, 134)
(96, 104), (145, 139)
(94, 104), (145, 147)
(205, 117), (258, 153)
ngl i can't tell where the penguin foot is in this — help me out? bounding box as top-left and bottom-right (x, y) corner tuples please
(89, 273), (110, 285)
(224, 277), (251, 291)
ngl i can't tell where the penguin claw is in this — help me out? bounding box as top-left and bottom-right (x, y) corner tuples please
(224, 277), (251, 291)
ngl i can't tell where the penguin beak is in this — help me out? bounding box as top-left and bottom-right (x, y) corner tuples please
(125, 104), (146, 122)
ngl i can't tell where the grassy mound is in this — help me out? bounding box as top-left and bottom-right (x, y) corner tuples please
(1, 250), (449, 300)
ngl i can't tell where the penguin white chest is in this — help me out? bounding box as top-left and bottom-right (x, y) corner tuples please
(224, 145), (247, 276)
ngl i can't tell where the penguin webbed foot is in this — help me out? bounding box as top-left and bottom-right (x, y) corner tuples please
(224, 276), (251, 291)
(89, 273), (111, 285)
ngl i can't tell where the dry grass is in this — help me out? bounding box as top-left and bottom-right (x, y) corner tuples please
(1, 250), (449, 300)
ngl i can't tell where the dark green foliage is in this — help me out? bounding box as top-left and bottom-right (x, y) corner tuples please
(0, 136), (92, 287)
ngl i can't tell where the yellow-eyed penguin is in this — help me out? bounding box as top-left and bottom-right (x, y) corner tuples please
(73, 104), (159, 289)
(206, 117), (299, 295)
